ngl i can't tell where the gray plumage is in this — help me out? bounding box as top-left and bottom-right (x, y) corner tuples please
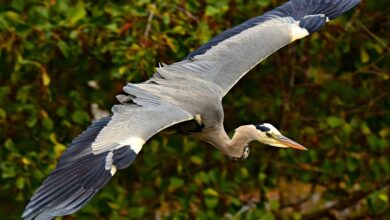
(22, 0), (360, 219)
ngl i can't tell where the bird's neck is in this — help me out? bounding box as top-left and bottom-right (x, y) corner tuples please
(208, 125), (258, 158)
(229, 125), (258, 152)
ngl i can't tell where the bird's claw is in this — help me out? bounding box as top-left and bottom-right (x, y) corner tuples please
(229, 145), (250, 160)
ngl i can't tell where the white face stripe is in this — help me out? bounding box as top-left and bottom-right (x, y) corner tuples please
(261, 123), (281, 135)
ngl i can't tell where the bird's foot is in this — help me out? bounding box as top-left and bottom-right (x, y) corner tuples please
(229, 145), (250, 160)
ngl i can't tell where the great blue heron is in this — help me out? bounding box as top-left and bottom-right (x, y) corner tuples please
(23, 0), (360, 219)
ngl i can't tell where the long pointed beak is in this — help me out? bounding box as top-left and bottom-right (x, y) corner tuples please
(276, 135), (308, 150)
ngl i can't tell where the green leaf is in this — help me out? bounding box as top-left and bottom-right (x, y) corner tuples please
(326, 116), (344, 128)
(0, 108), (6, 119)
(57, 40), (70, 58)
(205, 6), (219, 16)
(16, 177), (25, 189)
(71, 111), (90, 124)
(4, 139), (15, 150)
(67, 3), (87, 25)
(270, 200), (280, 210)
(171, 26), (186, 35)
(205, 197), (218, 208)
(347, 157), (359, 171)
(258, 172), (267, 181)
(170, 177), (184, 189)
(26, 114), (38, 127)
(1, 162), (16, 178)
(16, 85), (33, 103)
(367, 135), (379, 150)
(11, 0), (25, 12)
(42, 116), (54, 130)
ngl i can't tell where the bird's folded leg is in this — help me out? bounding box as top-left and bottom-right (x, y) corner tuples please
(228, 145), (250, 160)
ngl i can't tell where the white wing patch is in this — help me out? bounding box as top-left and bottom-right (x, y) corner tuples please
(104, 151), (117, 175)
(289, 22), (309, 42)
(120, 137), (145, 154)
(110, 165), (117, 175)
(90, 101), (193, 157)
(95, 103), (192, 176)
(104, 151), (114, 170)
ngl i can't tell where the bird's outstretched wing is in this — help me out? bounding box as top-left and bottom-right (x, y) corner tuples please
(158, 0), (360, 96)
(22, 101), (193, 220)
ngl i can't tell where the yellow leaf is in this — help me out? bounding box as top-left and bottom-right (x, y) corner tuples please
(163, 35), (177, 52)
(361, 123), (371, 135)
(119, 66), (128, 75)
(171, 26), (186, 35)
(360, 49), (369, 63)
(203, 188), (219, 197)
(107, 202), (120, 210)
(190, 156), (202, 165)
(49, 133), (58, 144)
(54, 144), (66, 157)
(42, 70), (50, 86)
(50, 133), (66, 157)
(22, 157), (30, 165)
(379, 194), (389, 203)
(0, 108), (6, 119)
(379, 128), (390, 138)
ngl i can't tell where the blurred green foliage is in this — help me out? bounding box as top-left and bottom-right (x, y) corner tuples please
(1, 0), (389, 219)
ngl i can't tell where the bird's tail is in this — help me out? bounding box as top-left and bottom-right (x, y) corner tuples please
(22, 116), (134, 220)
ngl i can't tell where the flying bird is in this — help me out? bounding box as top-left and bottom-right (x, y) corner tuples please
(23, 0), (360, 219)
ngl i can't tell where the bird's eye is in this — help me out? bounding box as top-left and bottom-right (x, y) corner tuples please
(266, 132), (272, 138)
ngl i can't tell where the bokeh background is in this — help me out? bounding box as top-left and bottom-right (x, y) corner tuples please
(1, 0), (389, 219)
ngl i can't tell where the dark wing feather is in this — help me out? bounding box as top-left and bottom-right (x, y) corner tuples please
(23, 100), (193, 220)
(186, 0), (360, 58)
(22, 117), (121, 220)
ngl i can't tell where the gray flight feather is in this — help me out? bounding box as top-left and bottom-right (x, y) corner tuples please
(174, 0), (360, 95)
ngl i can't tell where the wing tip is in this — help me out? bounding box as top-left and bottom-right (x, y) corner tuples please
(288, 0), (360, 33)
(286, 0), (361, 19)
(326, 0), (361, 20)
(22, 117), (114, 220)
(185, 0), (360, 58)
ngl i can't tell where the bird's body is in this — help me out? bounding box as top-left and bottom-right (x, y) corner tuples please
(22, 0), (360, 219)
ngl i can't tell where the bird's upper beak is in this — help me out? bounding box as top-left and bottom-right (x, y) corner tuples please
(276, 135), (308, 150)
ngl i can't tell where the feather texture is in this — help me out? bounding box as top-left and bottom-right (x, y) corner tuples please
(187, 0), (360, 58)
(22, 117), (114, 220)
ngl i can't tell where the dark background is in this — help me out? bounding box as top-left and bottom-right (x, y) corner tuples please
(1, 0), (389, 219)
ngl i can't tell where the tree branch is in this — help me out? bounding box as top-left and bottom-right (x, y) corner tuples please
(301, 180), (390, 220)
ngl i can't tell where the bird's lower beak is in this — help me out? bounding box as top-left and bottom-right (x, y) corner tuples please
(276, 135), (308, 150)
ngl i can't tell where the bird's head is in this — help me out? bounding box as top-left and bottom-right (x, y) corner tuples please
(254, 123), (307, 150)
